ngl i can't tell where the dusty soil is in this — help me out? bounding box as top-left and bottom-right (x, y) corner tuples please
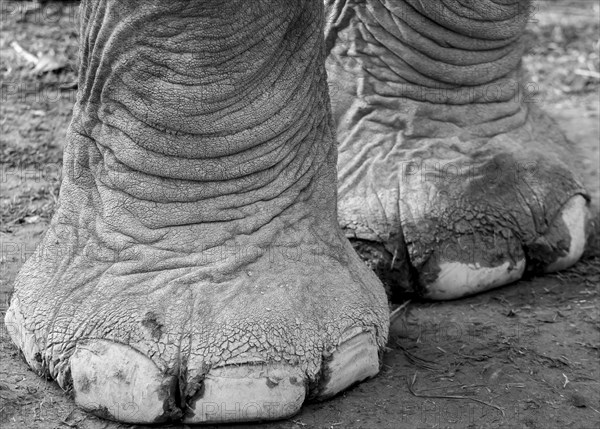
(1, 1), (599, 428)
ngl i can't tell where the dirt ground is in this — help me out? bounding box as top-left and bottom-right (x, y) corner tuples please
(1, 1), (599, 428)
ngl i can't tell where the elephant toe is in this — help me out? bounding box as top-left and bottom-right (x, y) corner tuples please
(184, 364), (306, 424)
(313, 327), (380, 400)
(70, 340), (180, 423)
(415, 224), (527, 300)
(531, 195), (589, 273)
(424, 258), (526, 300)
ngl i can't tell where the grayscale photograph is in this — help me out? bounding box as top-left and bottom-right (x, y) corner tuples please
(1, 0), (598, 428)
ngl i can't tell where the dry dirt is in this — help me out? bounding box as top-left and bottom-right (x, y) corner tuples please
(1, 1), (599, 428)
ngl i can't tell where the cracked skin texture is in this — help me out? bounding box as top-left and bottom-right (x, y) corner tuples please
(5, 0), (388, 424)
(325, 0), (591, 298)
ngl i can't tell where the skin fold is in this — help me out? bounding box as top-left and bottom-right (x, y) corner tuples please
(4, 0), (591, 424)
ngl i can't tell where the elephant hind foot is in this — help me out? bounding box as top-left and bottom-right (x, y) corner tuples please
(339, 106), (592, 300)
(327, 0), (592, 300)
(351, 193), (590, 301)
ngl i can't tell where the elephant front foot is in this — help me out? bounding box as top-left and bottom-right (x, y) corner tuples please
(5, 221), (388, 423)
(338, 105), (591, 300)
(5, 0), (390, 424)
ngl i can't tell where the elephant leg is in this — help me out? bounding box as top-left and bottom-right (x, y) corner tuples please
(4, 0), (389, 424)
(326, 0), (591, 299)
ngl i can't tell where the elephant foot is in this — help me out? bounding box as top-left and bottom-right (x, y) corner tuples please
(326, 0), (592, 299)
(336, 102), (591, 300)
(5, 210), (388, 423)
(5, 1), (389, 423)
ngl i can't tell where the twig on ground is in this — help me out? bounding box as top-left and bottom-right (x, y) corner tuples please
(408, 372), (506, 417)
(389, 300), (410, 325)
(398, 345), (444, 372)
(60, 413), (78, 428)
(457, 350), (491, 361)
(575, 69), (600, 79)
(10, 41), (39, 65)
(9, 40), (66, 74)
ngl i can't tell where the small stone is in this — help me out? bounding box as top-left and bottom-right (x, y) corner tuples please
(570, 392), (587, 408)
(24, 215), (40, 224)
